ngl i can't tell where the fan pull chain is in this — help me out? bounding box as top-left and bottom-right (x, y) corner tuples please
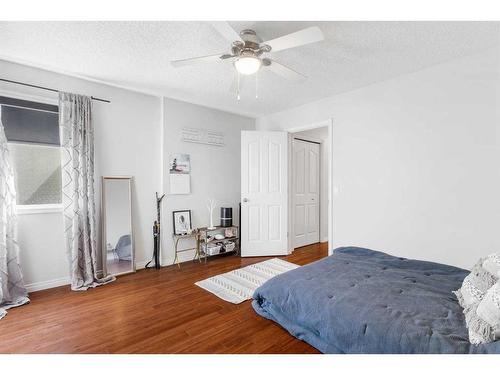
(255, 71), (258, 99)
(237, 72), (241, 101)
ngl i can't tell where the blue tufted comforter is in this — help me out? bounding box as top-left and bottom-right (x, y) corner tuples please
(252, 247), (500, 353)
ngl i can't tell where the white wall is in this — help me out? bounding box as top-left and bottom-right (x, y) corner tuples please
(294, 127), (329, 243)
(257, 48), (500, 270)
(161, 98), (255, 264)
(0, 59), (162, 291)
(17, 212), (68, 290)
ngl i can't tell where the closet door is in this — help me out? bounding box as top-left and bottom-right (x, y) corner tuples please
(293, 139), (320, 248)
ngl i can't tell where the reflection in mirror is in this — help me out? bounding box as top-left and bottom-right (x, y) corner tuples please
(102, 176), (134, 276)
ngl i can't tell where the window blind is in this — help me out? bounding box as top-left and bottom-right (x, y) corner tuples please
(0, 96), (59, 146)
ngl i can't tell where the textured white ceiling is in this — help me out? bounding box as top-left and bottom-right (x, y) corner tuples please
(0, 21), (499, 117)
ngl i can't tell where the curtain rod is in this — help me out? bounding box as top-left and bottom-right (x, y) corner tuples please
(0, 78), (111, 103)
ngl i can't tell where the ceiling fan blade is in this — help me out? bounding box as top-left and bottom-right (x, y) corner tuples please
(263, 26), (324, 53)
(266, 59), (307, 82)
(209, 21), (243, 43)
(171, 53), (230, 67)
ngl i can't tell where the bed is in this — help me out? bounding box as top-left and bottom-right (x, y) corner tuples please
(252, 246), (500, 353)
(115, 234), (132, 261)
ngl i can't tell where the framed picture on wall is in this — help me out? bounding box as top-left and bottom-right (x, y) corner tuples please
(169, 154), (191, 194)
(172, 210), (192, 235)
(169, 154), (190, 174)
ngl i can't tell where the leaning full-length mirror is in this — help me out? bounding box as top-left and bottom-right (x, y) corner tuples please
(102, 176), (134, 276)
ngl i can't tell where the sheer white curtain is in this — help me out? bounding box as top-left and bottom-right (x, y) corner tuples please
(0, 115), (29, 320)
(59, 92), (114, 291)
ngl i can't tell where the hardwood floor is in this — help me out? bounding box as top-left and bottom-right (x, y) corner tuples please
(0, 243), (327, 354)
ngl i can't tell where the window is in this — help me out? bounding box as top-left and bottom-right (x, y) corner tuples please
(0, 96), (61, 206)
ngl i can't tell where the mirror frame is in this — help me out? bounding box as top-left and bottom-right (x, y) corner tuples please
(101, 175), (135, 277)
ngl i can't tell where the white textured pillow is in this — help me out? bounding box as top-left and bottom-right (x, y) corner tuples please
(467, 282), (500, 344)
(482, 254), (500, 279)
(454, 258), (497, 309)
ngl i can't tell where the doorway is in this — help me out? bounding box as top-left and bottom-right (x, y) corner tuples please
(288, 120), (332, 254)
(239, 120), (333, 258)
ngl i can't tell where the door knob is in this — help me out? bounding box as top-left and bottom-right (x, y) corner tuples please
(243, 198), (249, 202)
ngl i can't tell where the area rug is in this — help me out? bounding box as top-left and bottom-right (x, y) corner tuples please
(195, 258), (299, 304)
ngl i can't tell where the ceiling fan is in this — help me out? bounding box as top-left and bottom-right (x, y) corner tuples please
(171, 22), (324, 99)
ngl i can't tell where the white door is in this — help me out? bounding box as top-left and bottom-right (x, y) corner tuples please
(293, 139), (320, 248)
(241, 131), (288, 257)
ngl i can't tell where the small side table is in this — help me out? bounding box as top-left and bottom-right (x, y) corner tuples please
(172, 232), (200, 268)
(198, 225), (239, 263)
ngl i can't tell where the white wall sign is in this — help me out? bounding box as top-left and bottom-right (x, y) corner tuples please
(181, 127), (224, 146)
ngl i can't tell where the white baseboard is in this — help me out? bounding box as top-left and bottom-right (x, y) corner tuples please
(26, 276), (71, 293)
(320, 237), (329, 243)
(136, 249), (197, 269)
(27, 252), (198, 292)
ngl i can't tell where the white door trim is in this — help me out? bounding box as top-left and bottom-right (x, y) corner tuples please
(287, 119), (334, 256)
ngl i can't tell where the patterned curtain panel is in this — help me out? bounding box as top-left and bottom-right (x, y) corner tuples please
(59, 92), (114, 291)
(0, 117), (29, 320)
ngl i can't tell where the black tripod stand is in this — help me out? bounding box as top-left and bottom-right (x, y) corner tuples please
(145, 192), (165, 270)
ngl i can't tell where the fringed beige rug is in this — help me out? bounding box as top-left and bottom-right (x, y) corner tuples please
(195, 258), (299, 304)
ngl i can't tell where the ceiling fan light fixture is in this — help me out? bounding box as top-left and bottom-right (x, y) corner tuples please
(234, 56), (261, 75)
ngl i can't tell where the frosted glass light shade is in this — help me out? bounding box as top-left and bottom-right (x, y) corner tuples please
(234, 56), (261, 75)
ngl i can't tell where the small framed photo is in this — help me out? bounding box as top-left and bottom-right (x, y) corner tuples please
(172, 210), (192, 235)
(169, 154), (190, 174)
